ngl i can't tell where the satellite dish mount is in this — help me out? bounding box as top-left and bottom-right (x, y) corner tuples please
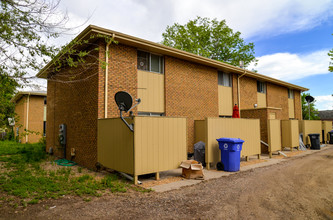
(114, 91), (141, 132)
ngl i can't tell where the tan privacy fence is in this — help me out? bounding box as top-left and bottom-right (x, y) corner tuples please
(98, 117), (187, 184)
(281, 120), (299, 150)
(322, 121), (332, 143)
(299, 120), (322, 145)
(267, 119), (281, 157)
(195, 118), (260, 169)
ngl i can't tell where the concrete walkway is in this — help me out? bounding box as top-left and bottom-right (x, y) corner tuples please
(144, 145), (331, 192)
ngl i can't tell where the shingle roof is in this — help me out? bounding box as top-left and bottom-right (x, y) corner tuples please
(318, 110), (333, 120)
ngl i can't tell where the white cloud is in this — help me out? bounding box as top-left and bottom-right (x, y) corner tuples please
(248, 50), (331, 81)
(53, 0), (333, 44)
(314, 95), (333, 110)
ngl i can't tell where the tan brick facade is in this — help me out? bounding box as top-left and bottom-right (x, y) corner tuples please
(46, 47), (99, 169)
(239, 76), (257, 109)
(294, 90), (302, 120)
(164, 56), (219, 152)
(14, 95), (45, 143)
(45, 36), (304, 168)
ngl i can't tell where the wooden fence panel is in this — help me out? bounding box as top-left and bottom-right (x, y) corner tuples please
(299, 120), (322, 145)
(134, 117), (187, 176)
(281, 120), (299, 149)
(267, 120), (281, 156)
(97, 118), (134, 174)
(205, 118), (260, 169)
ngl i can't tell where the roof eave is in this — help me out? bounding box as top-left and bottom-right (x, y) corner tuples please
(36, 25), (309, 91)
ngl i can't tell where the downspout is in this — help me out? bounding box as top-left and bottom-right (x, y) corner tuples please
(26, 94), (30, 143)
(104, 34), (114, 118)
(237, 69), (247, 117)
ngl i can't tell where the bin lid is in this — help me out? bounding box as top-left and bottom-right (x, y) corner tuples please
(216, 137), (244, 144)
(308, 133), (320, 136)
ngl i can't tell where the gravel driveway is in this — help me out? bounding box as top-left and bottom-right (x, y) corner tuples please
(2, 146), (333, 219)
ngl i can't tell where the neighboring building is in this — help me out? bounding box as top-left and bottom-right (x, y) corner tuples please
(11, 91), (47, 143)
(319, 110), (333, 121)
(37, 25), (308, 169)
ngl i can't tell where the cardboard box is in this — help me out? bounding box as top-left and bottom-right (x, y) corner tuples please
(180, 160), (204, 179)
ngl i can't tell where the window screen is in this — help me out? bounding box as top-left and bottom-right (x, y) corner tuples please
(151, 54), (162, 73)
(137, 51), (149, 71)
(288, 89), (294, 99)
(137, 51), (163, 73)
(257, 81), (266, 93)
(218, 72), (232, 87)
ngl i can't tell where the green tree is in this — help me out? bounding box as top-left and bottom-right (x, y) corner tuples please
(161, 16), (256, 67)
(301, 93), (320, 120)
(328, 46), (333, 72)
(0, 0), (68, 81)
(0, 74), (18, 128)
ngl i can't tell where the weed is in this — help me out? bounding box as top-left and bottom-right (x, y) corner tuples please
(0, 141), (130, 207)
(83, 197), (92, 202)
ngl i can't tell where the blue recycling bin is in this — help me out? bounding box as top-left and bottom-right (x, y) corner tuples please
(216, 138), (244, 172)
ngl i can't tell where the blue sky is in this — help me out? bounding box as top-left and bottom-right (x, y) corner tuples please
(41, 0), (333, 110)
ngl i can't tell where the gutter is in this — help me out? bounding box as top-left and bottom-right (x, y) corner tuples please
(237, 69), (247, 117)
(104, 34), (115, 118)
(26, 94), (30, 143)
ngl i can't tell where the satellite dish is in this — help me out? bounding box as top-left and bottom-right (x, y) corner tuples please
(114, 91), (141, 132)
(115, 91), (133, 112)
(305, 95), (314, 103)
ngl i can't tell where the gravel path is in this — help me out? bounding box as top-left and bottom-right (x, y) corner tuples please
(2, 147), (333, 219)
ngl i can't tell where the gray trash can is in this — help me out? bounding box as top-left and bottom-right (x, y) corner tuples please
(308, 133), (320, 150)
(194, 141), (205, 166)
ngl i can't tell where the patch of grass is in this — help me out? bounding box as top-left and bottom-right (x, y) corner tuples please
(0, 141), (131, 206)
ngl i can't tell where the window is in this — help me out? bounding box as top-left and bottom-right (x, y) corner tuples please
(44, 97), (47, 105)
(218, 72), (232, 87)
(257, 81), (266, 93)
(43, 121), (46, 137)
(288, 89), (294, 99)
(137, 51), (164, 73)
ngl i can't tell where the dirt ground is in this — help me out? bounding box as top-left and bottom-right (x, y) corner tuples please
(2, 147), (333, 220)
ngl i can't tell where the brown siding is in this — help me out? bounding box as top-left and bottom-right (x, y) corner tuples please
(14, 95), (45, 143)
(46, 47), (100, 169)
(266, 83), (289, 120)
(27, 96), (45, 143)
(164, 56), (218, 152)
(240, 76), (257, 109)
(14, 96), (26, 142)
(232, 74), (238, 106)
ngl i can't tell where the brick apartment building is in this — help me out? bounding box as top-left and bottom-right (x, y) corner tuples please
(11, 91), (47, 143)
(37, 25), (308, 169)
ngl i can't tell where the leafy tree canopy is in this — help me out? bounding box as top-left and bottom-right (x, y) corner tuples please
(161, 16), (256, 68)
(0, 0), (68, 81)
(301, 93), (320, 120)
(0, 74), (18, 128)
(328, 35), (333, 72)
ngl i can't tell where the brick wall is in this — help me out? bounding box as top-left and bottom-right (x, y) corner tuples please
(239, 76), (257, 109)
(164, 56), (219, 152)
(266, 83), (289, 120)
(98, 42), (138, 119)
(294, 90), (302, 120)
(46, 46), (100, 169)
